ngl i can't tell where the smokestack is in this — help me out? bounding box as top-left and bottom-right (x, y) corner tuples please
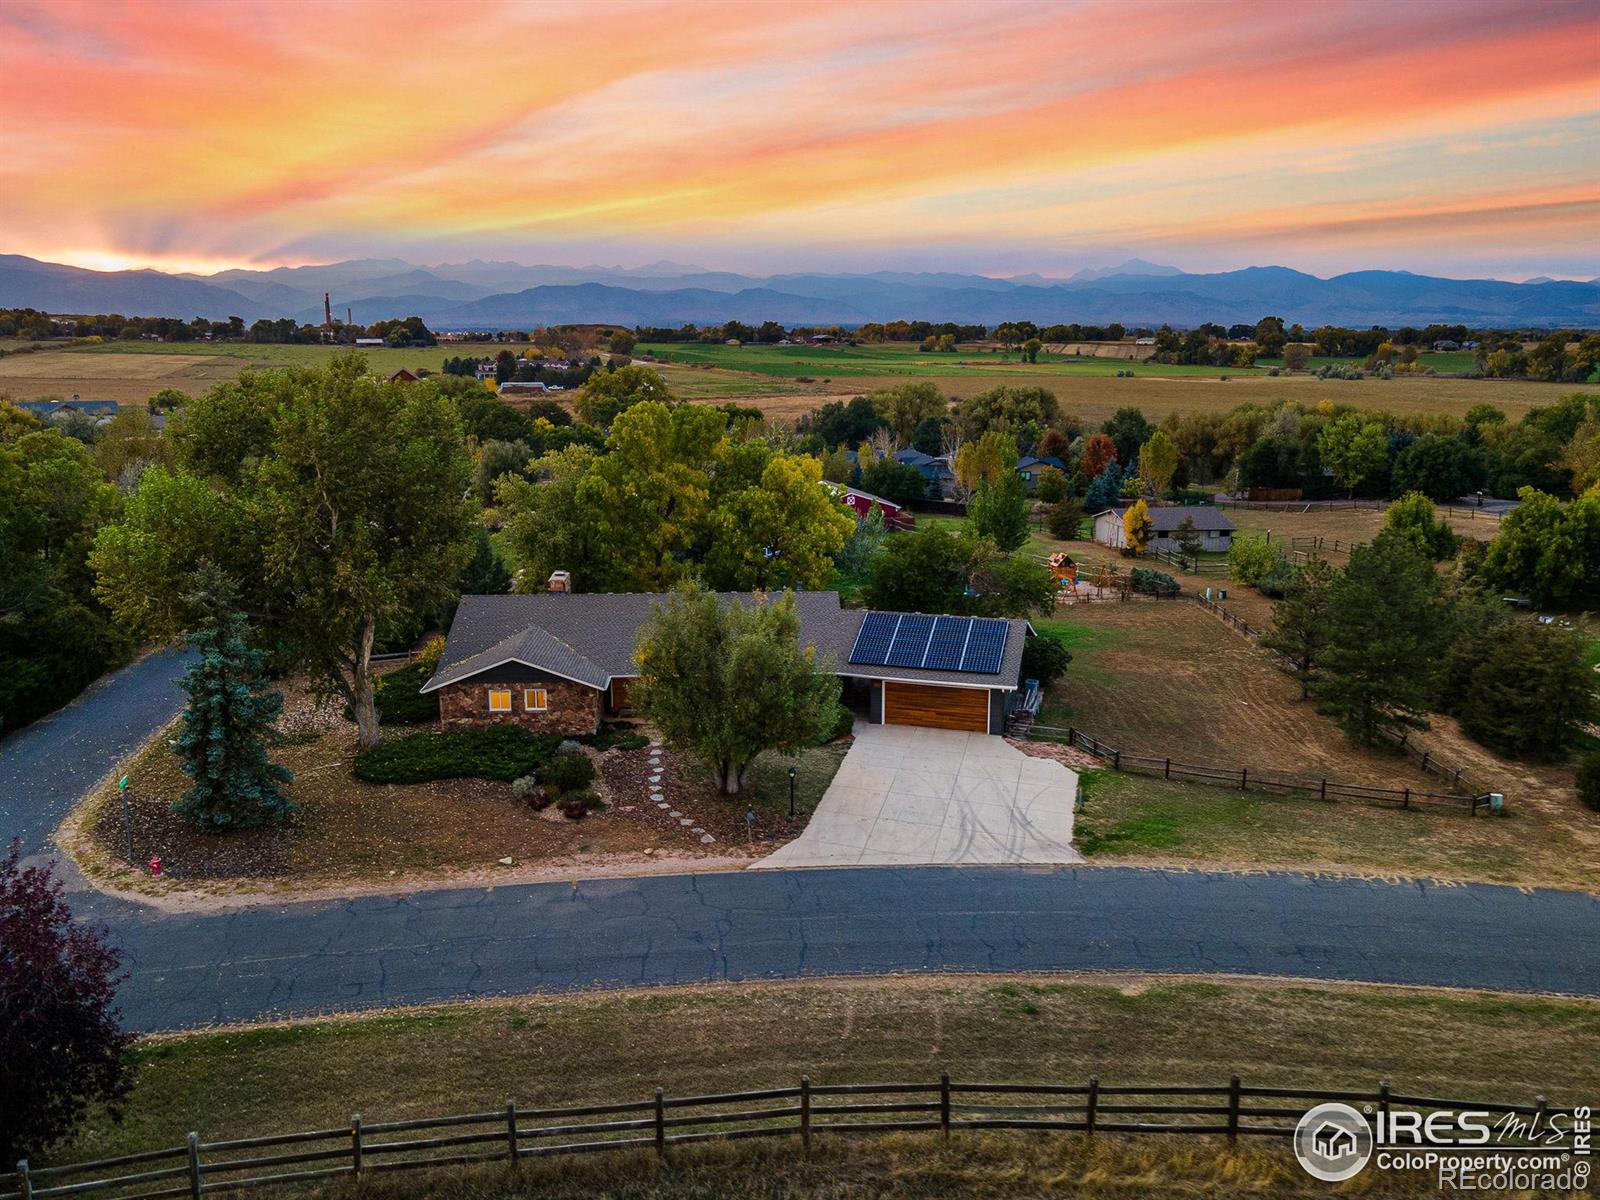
(324, 292), (332, 325)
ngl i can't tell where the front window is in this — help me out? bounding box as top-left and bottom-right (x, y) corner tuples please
(524, 688), (548, 711)
(488, 689), (511, 713)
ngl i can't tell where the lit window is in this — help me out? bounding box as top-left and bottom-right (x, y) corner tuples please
(524, 688), (548, 711)
(488, 689), (511, 713)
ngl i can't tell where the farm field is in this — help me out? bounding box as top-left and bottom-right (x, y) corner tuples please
(1035, 603), (1596, 890)
(51, 974), (1597, 1171)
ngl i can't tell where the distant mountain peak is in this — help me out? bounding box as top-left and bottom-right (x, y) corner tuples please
(1066, 258), (1183, 282)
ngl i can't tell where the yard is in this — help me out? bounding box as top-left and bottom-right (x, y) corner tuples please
(65, 672), (848, 899)
(48, 974), (1599, 1181)
(1034, 604), (1598, 890)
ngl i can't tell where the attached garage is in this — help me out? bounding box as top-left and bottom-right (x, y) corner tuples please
(882, 681), (991, 733)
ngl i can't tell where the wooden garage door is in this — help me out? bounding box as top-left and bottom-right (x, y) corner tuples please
(884, 681), (989, 732)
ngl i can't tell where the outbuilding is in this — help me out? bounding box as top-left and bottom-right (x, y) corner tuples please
(1091, 504), (1236, 552)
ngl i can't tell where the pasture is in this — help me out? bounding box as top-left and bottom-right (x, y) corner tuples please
(1035, 602), (1594, 890)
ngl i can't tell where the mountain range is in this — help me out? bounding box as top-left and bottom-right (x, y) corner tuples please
(2, 253), (1597, 330)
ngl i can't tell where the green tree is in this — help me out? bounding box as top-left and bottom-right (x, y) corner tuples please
(1034, 465), (1068, 503)
(701, 450), (855, 591)
(634, 587), (842, 795)
(834, 502), (887, 582)
(1457, 623), (1594, 760)
(1312, 534), (1444, 744)
(1021, 337), (1042, 363)
(1045, 497), (1084, 540)
(172, 566), (293, 829)
(869, 382), (946, 447)
(457, 527), (512, 595)
(953, 428), (1018, 495)
(1102, 407), (1153, 466)
(865, 525), (973, 614)
(1318, 414), (1389, 496)
(93, 357), (474, 747)
(955, 385), (1060, 441)
(495, 446), (604, 592)
(1137, 430), (1179, 499)
(1172, 515), (1202, 563)
(858, 455), (928, 505)
(1391, 434), (1481, 501)
(572, 364), (673, 426)
(1261, 558), (1337, 699)
(473, 439), (531, 504)
(1483, 487), (1600, 607)
(1383, 492), (1458, 560)
(968, 468), (1030, 552)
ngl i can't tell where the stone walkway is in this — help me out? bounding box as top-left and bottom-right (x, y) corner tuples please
(647, 744), (715, 845)
(754, 723), (1082, 868)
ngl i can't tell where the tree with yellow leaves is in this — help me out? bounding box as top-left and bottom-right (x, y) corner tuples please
(1122, 498), (1153, 556)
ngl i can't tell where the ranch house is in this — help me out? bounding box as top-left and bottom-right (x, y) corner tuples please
(1091, 504), (1236, 552)
(421, 584), (1033, 736)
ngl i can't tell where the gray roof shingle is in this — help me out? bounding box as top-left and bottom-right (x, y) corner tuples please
(424, 592), (1026, 693)
(1095, 504), (1236, 533)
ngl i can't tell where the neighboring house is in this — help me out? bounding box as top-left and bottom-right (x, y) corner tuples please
(893, 448), (957, 497)
(831, 484), (915, 530)
(498, 380), (550, 396)
(386, 368), (419, 384)
(421, 584), (1033, 736)
(1016, 456), (1066, 490)
(16, 398), (120, 421)
(1091, 504), (1236, 552)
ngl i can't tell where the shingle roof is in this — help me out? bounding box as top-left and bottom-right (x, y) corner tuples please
(424, 592), (1026, 693)
(1095, 504), (1236, 533)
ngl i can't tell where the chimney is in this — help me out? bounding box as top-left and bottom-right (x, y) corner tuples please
(324, 292), (333, 325)
(547, 570), (571, 593)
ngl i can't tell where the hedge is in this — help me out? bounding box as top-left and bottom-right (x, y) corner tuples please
(353, 725), (560, 784)
(373, 662), (439, 725)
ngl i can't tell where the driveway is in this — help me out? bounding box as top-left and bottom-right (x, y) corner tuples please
(754, 724), (1081, 868)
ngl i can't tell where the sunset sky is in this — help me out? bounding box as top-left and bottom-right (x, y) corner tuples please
(3, 0), (1598, 281)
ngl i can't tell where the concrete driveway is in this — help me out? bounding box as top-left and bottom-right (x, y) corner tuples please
(755, 724), (1081, 868)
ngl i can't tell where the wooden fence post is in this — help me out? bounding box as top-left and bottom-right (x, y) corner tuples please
(1420, 751), (1430, 773)
(1164, 758), (1171, 779)
(1227, 1076), (1241, 1143)
(1112, 750), (1121, 771)
(654, 1088), (666, 1159)
(506, 1100), (519, 1163)
(187, 1132), (202, 1200)
(940, 1072), (951, 1141)
(351, 1113), (363, 1177)
(1378, 1081), (1391, 1132)
(1085, 1076), (1100, 1135)
(1239, 768), (1247, 791)
(1402, 787), (1410, 809)
(1534, 1094), (1548, 1133)
(800, 1075), (812, 1155)
(15, 1160), (30, 1200)
(1320, 778), (1327, 801)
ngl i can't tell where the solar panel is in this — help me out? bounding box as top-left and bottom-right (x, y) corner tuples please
(886, 613), (936, 667)
(848, 611), (900, 666)
(959, 618), (1010, 674)
(923, 616), (972, 671)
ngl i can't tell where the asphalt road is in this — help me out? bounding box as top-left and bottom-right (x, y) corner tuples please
(6, 653), (1598, 1035)
(1, 647), (192, 858)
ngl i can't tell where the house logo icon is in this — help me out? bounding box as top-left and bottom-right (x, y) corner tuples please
(1294, 1102), (1373, 1181)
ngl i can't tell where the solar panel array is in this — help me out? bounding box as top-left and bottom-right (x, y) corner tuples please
(847, 612), (1009, 675)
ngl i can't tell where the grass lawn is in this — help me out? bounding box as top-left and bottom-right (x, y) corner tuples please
(1033, 603), (1598, 890)
(53, 975), (1598, 1168)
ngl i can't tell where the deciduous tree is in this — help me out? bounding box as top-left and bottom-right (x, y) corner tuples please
(1137, 430), (1179, 499)
(1121, 499), (1153, 555)
(634, 587), (842, 795)
(572, 364), (673, 426)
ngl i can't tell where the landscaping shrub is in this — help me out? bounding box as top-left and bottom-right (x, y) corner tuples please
(540, 751), (597, 795)
(353, 726), (558, 784)
(561, 791), (604, 820)
(827, 702), (856, 742)
(511, 774), (548, 809)
(1578, 753), (1600, 812)
(372, 662), (439, 725)
(1044, 499), (1084, 540)
(1227, 533), (1285, 586)
(1130, 567), (1179, 597)
(581, 727), (650, 752)
(1020, 632), (1072, 686)
(1257, 560), (1297, 599)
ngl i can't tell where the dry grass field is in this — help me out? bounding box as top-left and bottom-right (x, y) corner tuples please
(1036, 603), (1597, 889)
(57, 975), (1599, 1168)
(0, 339), (1577, 428)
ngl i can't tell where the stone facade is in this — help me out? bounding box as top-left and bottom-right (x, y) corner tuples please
(437, 676), (602, 736)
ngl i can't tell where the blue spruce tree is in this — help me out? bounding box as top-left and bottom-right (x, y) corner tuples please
(173, 566), (293, 829)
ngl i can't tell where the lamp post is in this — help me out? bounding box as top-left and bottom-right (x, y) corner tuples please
(788, 766), (797, 819)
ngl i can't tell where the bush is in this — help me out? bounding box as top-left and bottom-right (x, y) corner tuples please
(353, 726), (558, 784)
(1130, 567), (1179, 597)
(581, 727), (650, 752)
(561, 791), (604, 820)
(1257, 559), (1297, 598)
(1020, 632), (1072, 685)
(540, 751), (597, 795)
(827, 702), (856, 742)
(1579, 753), (1600, 812)
(372, 662), (439, 725)
(1044, 499), (1084, 540)
(511, 774), (548, 808)
(1227, 532), (1285, 586)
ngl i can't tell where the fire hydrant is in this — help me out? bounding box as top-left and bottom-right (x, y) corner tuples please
(148, 855), (163, 878)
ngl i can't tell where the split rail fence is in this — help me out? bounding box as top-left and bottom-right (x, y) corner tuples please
(8, 1076), (1568, 1200)
(1030, 726), (1497, 814)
